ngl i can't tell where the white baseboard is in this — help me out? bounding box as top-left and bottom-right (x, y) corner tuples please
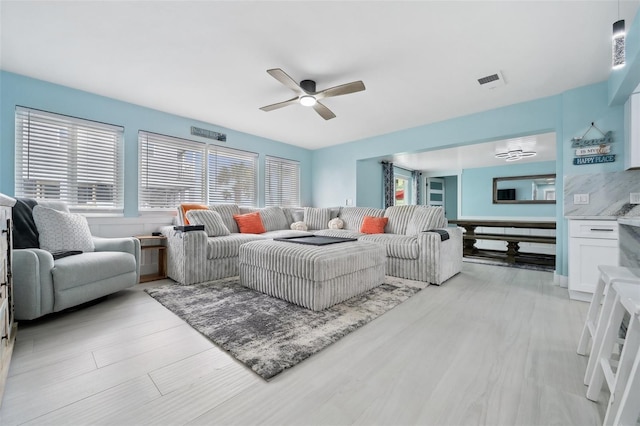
(554, 272), (568, 288)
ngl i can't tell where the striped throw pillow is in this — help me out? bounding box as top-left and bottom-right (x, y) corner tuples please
(186, 210), (230, 237)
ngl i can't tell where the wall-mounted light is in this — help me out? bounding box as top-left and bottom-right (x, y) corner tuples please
(495, 149), (537, 162)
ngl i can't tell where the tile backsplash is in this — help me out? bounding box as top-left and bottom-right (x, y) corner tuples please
(564, 170), (640, 217)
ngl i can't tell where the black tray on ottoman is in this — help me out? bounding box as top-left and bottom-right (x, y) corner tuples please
(273, 235), (357, 246)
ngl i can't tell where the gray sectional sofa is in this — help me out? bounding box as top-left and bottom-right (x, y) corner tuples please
(161, 204), (462, 286)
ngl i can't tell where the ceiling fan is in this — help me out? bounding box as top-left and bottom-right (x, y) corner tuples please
(259, 68), (366, 120)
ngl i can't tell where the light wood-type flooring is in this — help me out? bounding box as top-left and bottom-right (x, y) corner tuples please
(0, 263), (608, 425)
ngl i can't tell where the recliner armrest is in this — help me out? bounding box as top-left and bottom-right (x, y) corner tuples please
(92, 236), (141, 282)
(13, 248), (55, 320)
(93, 236), (138, 254)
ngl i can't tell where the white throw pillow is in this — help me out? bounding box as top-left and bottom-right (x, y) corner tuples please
(328, 218), (344, 229)
(290, 221), (308, 231)
(186, 210), (231, 237)
(32, 205), (95, 253)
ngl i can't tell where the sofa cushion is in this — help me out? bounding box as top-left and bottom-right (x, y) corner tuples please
(179, 203), (209, 225)
(304, 207), (330, 230)
(405, 206), (446, 236)
(360, 216), (388, 234)
(33, 205), (95, 253)
(358, 234), (420, 259)
(338, 207), (385, 231)
(52, 251), (136, 291)
(282, 207), (304, 225)
(186, 210), (230, 237)
(239, 207), (259, 215)
(258, 206), (289, 231)
(206, 234), (266, 259)
(234, 212), (266, 234)
(384, 205), (417, 235)
(329, 207), (341, 219)
(313, 229), (366, 239)
(209, 204), (241, 233)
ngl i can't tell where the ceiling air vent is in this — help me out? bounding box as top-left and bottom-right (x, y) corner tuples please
(477, 71), (506, 89)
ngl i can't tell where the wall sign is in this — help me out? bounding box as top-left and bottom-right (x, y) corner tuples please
(571, 124), (615, 165)
(573, 154), (616, 165)
(575, 145), (611, 156)
(190, 126), (227, 142)
(571, 130), (613, 148)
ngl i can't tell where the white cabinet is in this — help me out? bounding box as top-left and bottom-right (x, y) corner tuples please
(568, 219), (619, 301)
(0, 204), (16, 406)
(624, 92), (640, 170)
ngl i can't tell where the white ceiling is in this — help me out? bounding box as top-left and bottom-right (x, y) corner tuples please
(390, 131), (557, 173)
(1, 1), (638, 152)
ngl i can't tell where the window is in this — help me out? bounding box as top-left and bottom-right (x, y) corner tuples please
(208, 146), (257, 205)
(139, 131), (257, 209)
(15, 107), (124, 212)
(394, 177), (408, 205)
(265, 156), (300, 207)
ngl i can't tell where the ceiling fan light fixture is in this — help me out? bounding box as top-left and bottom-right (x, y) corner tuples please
(299, 95), (317, 107)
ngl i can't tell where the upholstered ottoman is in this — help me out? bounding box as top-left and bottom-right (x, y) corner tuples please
(239, 239), (386, 311)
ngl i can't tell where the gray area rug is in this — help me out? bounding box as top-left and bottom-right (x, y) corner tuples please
(145, 276), (427, 380)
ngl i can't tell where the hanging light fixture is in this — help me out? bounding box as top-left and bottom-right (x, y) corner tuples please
(495, 149), (537, 162)
(612, 1), (625, 69)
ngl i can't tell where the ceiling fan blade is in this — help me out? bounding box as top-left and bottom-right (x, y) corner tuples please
(317, 81), (365, 99)
(266, 68), (303, 94)
(312, 101), (336, 120)
(259, 96), (299, 112)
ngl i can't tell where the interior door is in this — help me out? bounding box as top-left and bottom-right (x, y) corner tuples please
(426, 177), (445, 207)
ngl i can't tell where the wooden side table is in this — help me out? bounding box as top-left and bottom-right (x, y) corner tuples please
(135, 235), (167, 283)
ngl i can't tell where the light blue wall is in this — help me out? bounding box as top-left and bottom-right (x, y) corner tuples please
(313, 95), (560, 208)
(356, 158), (383, 208)
(460, 161), (556, 217)
(312, 81), (627, 277)
(0, 71), (312, 215)
(443, 175), (457, 220)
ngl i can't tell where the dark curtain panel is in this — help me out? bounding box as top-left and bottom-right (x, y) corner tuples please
(382, 162), (394, 208)
(412, 170), (421, 205)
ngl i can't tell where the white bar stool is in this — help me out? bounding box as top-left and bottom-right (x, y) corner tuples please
(585, 281), (640, 425)
(578, 265), (640, 383)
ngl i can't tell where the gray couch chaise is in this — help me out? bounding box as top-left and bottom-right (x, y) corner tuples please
(161, 204), (462, 286)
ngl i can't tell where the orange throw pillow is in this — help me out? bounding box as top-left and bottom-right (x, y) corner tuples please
(360, 216), (388, 234)
(180, 203), (208, 225)
(233, 212), (266, 234)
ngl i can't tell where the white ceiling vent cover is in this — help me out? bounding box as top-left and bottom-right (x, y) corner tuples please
(477, 71), (506, 89)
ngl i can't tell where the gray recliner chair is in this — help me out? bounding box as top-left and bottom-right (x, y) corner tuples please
(12, 199), (141, 320)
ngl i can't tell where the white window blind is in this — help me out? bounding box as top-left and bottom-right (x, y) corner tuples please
(208, 146), (257, 206)
(15, 107), (124, 213)
(139, 131), (257, 209)
(265, 156), (300, 207)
